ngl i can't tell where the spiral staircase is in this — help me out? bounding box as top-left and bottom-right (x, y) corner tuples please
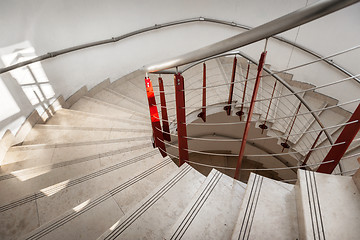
(0, 50), (359, 240)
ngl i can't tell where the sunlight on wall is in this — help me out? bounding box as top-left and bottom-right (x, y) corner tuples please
(0, 77), (20, 122)
(1, 44), (55, 107)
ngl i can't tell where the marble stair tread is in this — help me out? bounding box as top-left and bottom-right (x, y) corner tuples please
(20, 157), (178, 240)
(165, 169), (247, 240)
(92, 88), (147, 113)
(0, 143), (154, 205)
(98, 163), (206, 240)
(0, 138), (149, 174)
(22, 124), (152, 145)
(70, 96), (148, 121)
(46, 108), (150, 129)
(0, 149), (166, 240)
(296, 170), (360, 240)
(231, 173), (299, 240)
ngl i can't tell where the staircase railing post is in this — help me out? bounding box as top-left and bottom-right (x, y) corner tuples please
(145, 77), (167, 157)
(236, 61), (250, 121)
(158, 76), (171, 141)
(224, 56), (237, 115)
(174, 73), (189, 166)
(281, 103), (302, 152)
(259, 80), (277, 133)
(198, 62), (207, 122)
(317, 103), (360, 174)
(301, 130), (323, 169)
(234, 51), (267, 179)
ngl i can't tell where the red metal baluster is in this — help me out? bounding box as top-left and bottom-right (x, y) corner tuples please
(224, 56), (237, 115)
(145, 77), (167, 157)
(301, 130), (323, 169)
(236, 61), (250, 121)
(317, 104), (360, 174)
(234, 51), (267, 179)
(158, 76), (171, 141)
(259, 80), (277, 134)
(281, 103), (302, 152)
(198, 62), (206, 122)
(174, 73), (189, 166)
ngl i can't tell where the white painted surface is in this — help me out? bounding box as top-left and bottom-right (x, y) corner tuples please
(0, 0), (359, 136)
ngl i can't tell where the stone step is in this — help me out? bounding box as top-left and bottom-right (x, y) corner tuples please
(296, 169), (360, 240)
(22, 124), (151, 145)
(0, 149), (165, 240)
(231, 173), (299, 240)
(0, 143), (154, 205)
(70, 96), (148, 121)
(165, 169), (246, 240)
(92, 88), (147, 113)
(20, 157), (178, 240)
(0, 137), (151, 177)
(98, 164), (205, 240)
(46, 108), (150, 129)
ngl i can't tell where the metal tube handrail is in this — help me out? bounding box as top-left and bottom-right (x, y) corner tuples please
(144, 0), (360, 73)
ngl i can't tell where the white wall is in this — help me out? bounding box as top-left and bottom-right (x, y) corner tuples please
(0, 0), (359, 137)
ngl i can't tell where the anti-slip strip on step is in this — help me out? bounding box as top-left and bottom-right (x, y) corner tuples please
(79, 96), (148, 118)
(304, 171), (326, 240)
(169, 170), (223, 240)
(0, 143), (151, 181)
(0, 150), (158, 213)
(54, 109), (149, 125)
(9, 136), (151, 151)
(33, 125), (152, 133)
(103, 164), (193, 240)
(23, 158), (173, 240)
(237, 174), (264, 240)
(104, 88), (148, 110)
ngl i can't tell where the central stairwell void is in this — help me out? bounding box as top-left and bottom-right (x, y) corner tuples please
(0, 0), (360, 239)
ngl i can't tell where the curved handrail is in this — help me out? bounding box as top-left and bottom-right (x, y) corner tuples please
(0, 11), (358, 85)
(144, 0), (360, 73)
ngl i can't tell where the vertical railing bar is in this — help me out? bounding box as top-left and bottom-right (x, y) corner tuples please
(234, 50), (267, 179)
(259, 79), (278, 133)
(198, 62), (207, 122)
(236, 61), (250, 121)
(174, 73), (189, 166)
(301, 130), (323, 169)
(145, 77), (167, 157)
(281, 102), (302, 152)
(158, 76), (171, 141)
(224, 56), (237, 115)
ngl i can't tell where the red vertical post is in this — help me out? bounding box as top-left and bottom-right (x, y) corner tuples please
(234, 51), (267, 179)
(174, 73), (189, 166)
(281, 103), (301, 152)
(259, 80), (277, 134)
(158, 76), (171, 141)
(236, 62), (250, 121)
(145, 77), (167, 157)
(317, 104), (360, 174)
(224, 56), (237, 115)
(301, 130), (323, 169)
(198, 63), (207, 122)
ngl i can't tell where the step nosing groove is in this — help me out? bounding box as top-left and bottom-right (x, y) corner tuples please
(171, 171), (223, 240)
(24, 159), (172, 240)
(104, 164), (193, 240)
(0, 150), (158, 212)
(305, 171), (317, 239)
(238, 175), (262, 240)
(0, 144), (149, 181)
(81, 96), (148, 117)
(311, 171), (326, 240)
(245, 176), (264, 240)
